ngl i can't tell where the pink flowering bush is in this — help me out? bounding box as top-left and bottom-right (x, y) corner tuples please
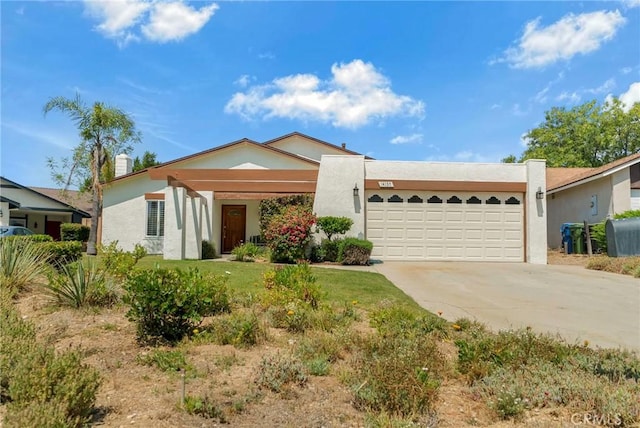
(264, 206), (316, 263)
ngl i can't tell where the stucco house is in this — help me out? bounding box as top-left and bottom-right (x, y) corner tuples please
(546, 153), (640, 249)
(102, 132), (547, 263)
(0, 176), (91, 240)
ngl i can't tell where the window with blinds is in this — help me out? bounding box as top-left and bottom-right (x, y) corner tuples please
(146, 201), (165, 237)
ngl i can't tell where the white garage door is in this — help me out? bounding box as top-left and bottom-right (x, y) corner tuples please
(366, 191), (524, 261)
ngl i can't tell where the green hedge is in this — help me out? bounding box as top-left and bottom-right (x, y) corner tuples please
(338, 238), (373, 265)
(60, 224), (90, 242)
(202, 240), (217, 259)
(3, 234), (53, 244)
(38, 241), (83, 269)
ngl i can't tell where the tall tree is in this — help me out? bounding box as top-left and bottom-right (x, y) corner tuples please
(44, 94), (141, 255)
(132, 151), (161, 172)
(506, 98), (640, 167)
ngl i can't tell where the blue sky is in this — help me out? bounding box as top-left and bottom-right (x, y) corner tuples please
(2, 1), (639, 188)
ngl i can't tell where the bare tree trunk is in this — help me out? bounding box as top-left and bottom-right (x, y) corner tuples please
(87, 144), (102, 256)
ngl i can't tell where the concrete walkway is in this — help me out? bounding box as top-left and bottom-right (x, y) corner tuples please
(373, 262), (640, 351)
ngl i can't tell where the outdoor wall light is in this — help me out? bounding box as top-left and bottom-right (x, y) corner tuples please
(0, 208), (3, 217)
(536, 187), (544, 200)
(353, 184), (359, 197)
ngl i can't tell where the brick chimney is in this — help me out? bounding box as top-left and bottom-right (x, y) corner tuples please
(115, 154), (133, 177)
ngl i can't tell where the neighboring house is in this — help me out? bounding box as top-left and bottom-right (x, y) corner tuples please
(546, 153), (640, 249)
(102, 132), (547, 263)
(0, 177), (91, 240)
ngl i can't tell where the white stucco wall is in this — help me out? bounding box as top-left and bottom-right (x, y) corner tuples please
(267, 135), (349, 161)
(546, 168), (631, 249)
(313, 156), (366, 240)
(611, 169), (631, 215)
(0, 202), (9, 226)
(525, 160), (547, 264)
(546, 177), (613, 249)
(102, 175), (167, 254)
(365, 161), (527, 182)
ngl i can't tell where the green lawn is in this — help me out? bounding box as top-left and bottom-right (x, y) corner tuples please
(136, 256), (422, 311)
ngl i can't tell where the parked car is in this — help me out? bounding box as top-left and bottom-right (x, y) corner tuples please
(0, 226), (35, 237)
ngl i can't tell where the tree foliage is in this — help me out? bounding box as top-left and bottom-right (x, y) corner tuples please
(132, 151), (160, 172)
(504, 98), (640, 167)
(316, 216), (353, 241)
(44, 94), (140, 255)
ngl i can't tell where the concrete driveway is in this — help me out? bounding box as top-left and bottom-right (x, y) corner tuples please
(373, 262), (640, 351)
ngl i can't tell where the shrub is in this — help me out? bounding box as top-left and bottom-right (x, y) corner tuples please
(0, 237), (51, 295)
(320, 238), (342, 262)
(614, 209), (640, 220)
(0, 297), (101, 427)
(254, 353), (308, 392)
(99, 241), (146, 280)
(590, 222), (607, 253)
(205, 311), (266, 348)
(338, 238), (373, 265)
(316, 216), (353, 241)
(231, 242), (261, 262)
(138, 349), (190, 372)
(44, 260), (116, 308)
(202, 240), (217, 259)
(370, 304), (448, 339)
(39, 241), (83, 269)
(183, 395), (226, 421)
(8, 346), (101, 426)
(258, 194), (314, 236)
(60, 223), (90, 242)
(124, 267), (230, 344)
(349, 333), (445, 416)
(3, 234), (53, 244)
(262, 263), (324, 310)
(264, 205), (316, 263)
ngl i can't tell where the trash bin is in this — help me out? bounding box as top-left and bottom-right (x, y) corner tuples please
(561, 223), (573, 254)
(569, 223), (585, 254)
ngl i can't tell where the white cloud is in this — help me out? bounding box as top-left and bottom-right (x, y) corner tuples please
(224, 59), (425, 129)
(556, 91), (581, 103)
(490, 103), (502, 110)
(534, 86), (550, 104)
(520, 133), (532, 148)
(618, 81), (640, 111)
(234, 75), (255, 88)
(498, 10), (626, 69)
(586, 78), (616, 94)
(84, 0), (150, 44)
(390, 133), (423, 145)
(258, 52), (276, 60)
(16, 6), (25, 15)
(512, 103), (530, 116)
(621, 66), (633, 74)
(623, 0), (640, 8)
(83, 0), (217, 45)
(142, 2), (218, 42)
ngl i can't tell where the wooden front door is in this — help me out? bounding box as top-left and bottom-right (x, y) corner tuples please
(222, 205), (246, 253)
(45, 221), (62, 241)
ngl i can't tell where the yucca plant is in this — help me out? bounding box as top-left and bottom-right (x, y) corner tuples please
(0, 238), (51, 296)
(44, 259), (113, 308)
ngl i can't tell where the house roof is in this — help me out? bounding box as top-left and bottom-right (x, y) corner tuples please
(0, 176), (91, 217)
(263, 131), (364, 156)
(109, 137), (321, 183)
(547, 152), (640, 192)
(29, 187), (93, 215)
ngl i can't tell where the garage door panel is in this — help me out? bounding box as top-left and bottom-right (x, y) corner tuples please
(366, 191), (523, 261)
(426, 210), (444, 221)
(406, 210), (425, 222)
